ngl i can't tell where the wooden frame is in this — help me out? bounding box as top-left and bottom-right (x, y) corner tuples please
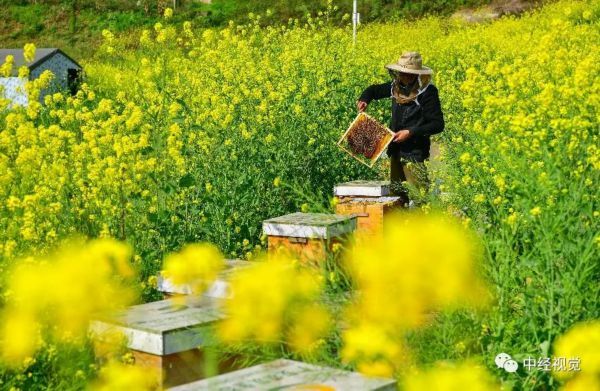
(337, 112), (395, 168)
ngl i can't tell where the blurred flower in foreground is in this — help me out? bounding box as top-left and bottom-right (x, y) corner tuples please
(91, 328), (130, 360)
(1, 311), (40, 365)
(218, 254), (330, 354)
(161, 243), (225, 295)
(560, 375), (600, 391)
(342, 323), (404, 377)
(553, 320), (600, 388)
(403, 362), (498, 390)
(0, 239), (137, 364)
(91, 360), (158, 391)
(342, 211), (490, 376)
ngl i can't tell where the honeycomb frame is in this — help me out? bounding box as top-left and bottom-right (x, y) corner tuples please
(337, 112), (395, 168)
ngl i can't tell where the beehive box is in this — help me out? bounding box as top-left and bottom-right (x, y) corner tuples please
(337, 112), (395, 167)
(334, 181), (404, 238)
(90, 296), (236, 388)
(168, 359), (397, 391)
(158, 259), (251, 299)
(334, 180), (392, 197)
(263, 212), (356, 264)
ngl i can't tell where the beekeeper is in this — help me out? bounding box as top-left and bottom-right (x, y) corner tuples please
(357, 51), (445, 206)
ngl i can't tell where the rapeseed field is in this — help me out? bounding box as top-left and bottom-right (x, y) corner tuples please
(0, 0), (598, 389)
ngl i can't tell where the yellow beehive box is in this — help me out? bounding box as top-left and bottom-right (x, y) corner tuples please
(263, 212), (357, 264)
(334, 180), (404, 238)
(337, 112), (394, 167)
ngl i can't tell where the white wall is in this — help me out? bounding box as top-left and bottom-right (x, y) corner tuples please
(0, 77), (28, 107)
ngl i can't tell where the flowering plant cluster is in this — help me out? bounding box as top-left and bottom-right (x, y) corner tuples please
(0, 0), (598, 389)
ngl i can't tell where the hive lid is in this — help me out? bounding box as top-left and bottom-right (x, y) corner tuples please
(168, 359), (397, 391)
(158, 259), (251, 298)
(263, 212), (356, 239)
(341, 196), (403, 204)
(89, 296), (225, 355)
(334, 180), (392, 196)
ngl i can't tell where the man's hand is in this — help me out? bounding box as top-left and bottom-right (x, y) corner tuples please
(356, 100), (368, 112)
(393, 129), (411, 143)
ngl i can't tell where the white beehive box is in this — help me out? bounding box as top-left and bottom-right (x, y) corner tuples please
(90, 296), (225, 356)
(263, 212), (357, 240)
(158, 259), (251, 299)
(263, 212), (357, 264)
(334, 180), (392, 197)
(168, 359), (397, 391)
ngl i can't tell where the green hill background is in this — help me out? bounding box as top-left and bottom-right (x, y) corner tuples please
(1, 0), (497, 58)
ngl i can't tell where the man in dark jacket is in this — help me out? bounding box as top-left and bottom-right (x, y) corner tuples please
(357, 51), (445, 206)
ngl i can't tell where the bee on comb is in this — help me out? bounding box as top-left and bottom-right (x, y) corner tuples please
(338, 113), (394, 167)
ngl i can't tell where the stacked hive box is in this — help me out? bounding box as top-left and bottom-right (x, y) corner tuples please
(334, 180), (403, 238)
(169, 359), (397, 390)
(90, 296), (236, 388)
(263, 212), (356, 264)
(157, 259), (251, 299)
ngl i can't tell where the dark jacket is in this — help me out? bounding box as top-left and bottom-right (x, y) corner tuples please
(359, 81), (445, 162)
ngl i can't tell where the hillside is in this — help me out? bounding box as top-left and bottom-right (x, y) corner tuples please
(0, 0), (512, 58)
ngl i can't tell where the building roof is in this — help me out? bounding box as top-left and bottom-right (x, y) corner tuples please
(0, 48), (81, 77)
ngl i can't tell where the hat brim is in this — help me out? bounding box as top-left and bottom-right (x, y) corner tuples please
(385, 63), (433, 75)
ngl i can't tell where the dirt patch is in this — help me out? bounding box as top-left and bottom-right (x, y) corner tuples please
(452, 0), (540, 23)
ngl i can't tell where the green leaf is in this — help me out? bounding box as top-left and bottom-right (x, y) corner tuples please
(179, 173), (195, 188)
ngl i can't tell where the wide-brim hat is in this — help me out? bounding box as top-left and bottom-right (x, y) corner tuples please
(385, 51), (433, 75)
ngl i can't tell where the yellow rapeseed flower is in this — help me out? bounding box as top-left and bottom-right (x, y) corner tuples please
(560, 374), (600, 391)
(553, 320), (600, 380)
(505, 212), (518, 226)
(23, 43), (36, 63)
(0, 311), (40, 363)
(162, 243), (224, 295)
(459, 152), (471, 163)
(342, 212), (489, 375)
(147, 275), (158, 288)
(287, 305), (331, 354)
(0, 239), (136, 365)
(474, 194), (486, 203)
(91, 360), (158, 391)
(218, 253), (328, 352)
(0, 54), (14, 76)
(403, 362), (498, 390)
(18, 66), (29, 78)
(330, 197), (339, 208)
